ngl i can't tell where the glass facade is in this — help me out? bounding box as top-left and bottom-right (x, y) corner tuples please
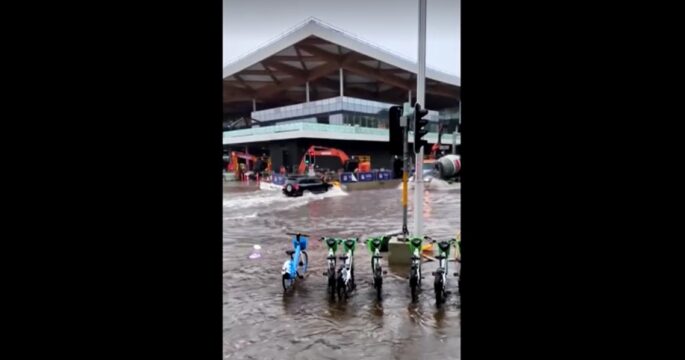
(249, 96), (448, 131)
(437, 107), (460, 133)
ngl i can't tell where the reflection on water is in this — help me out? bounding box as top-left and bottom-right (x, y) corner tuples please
(224, 185), (460, 359)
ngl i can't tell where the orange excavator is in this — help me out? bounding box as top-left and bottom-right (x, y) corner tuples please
(429, 121), (445, 160)
(298, 146), (350, 174)
(229, 151), (257, 176)
(356, 160), (371, 172)
(296, 145), (374, 175)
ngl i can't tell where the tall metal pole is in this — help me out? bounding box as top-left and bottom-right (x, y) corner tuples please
(453, 102), (459, 154)
(414, 0), (427, 236)
(306, 81), (310, 102)
(402, 115), (409, 235)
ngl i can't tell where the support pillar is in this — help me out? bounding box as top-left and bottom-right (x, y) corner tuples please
(306, 81), (310, 102)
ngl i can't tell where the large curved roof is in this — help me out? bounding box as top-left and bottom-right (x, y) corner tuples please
(224, 18), (460, 115)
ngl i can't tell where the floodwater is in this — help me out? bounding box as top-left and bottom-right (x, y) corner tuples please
(223, 181), (461, 360)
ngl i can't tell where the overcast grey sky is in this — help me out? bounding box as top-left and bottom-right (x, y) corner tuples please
(223, 0), (460, 77)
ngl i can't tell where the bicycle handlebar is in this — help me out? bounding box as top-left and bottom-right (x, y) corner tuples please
(286, 232), (310, 237)
(429, 238), (458, 244)
(319, 236), (359, 241)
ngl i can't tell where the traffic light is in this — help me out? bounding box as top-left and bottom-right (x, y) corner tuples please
(413, 103), (429, 153)
(388, 105), (403, 156)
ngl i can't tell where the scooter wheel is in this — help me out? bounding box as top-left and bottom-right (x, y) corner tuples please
(434, 277), (444, 305)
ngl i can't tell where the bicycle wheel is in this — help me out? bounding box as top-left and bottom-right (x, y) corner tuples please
(418, 264), (422, 286)
(327, 262), (336, 296)
(434, 276), (444, 305)
(328, 272), (336, 296)
(282, 273), (293, 291)
(337, 273), (345, 301)
(410, 274), (418, 303)
(375, 267), (383, 301)
(350, 264), (355, 290)
(458, 274), (462, 295)
(343, 279), (349, 300)
(298, 251), (308, 275)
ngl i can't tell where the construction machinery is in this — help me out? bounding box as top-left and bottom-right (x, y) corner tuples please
(297, 146), (351, 175)
(429, 121), (449, 160)
(434, 154), (461, 180)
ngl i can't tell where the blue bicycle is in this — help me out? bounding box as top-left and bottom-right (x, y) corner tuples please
(281, 232), (309, 291)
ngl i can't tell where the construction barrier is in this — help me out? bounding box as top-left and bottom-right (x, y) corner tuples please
(271, 174), (287, 185)
(339, 170), (392, 183)
(340, 173), (356, 183)
(357, 172), (375, 182)
(376, 171), (392, 181)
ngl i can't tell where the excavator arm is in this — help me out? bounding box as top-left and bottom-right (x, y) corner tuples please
(430, 121), (445, 159)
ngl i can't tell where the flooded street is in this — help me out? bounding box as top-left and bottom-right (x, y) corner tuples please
(223, 183), (461, 359)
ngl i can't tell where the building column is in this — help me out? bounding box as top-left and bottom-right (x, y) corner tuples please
(339, 68), (344, 97)
(408, 90), (412, 105)
(306, 81), (310, 102)
(245, 146), (250, 171)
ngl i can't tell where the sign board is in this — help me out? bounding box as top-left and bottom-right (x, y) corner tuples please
(340, 173), (356, 183)
(271, 174), (287, 185)
(358, 172), (375, 182)
(376, 171), (392, 181)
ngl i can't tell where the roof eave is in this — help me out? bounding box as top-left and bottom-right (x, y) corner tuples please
(223, 19), (461, 87)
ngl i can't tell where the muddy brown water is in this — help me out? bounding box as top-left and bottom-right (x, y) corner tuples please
(223, 183), (460, 360)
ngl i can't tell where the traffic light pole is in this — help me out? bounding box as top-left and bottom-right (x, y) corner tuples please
(453, 101), (460, 154)
(414, 0), (427, 237)
(402, 115), (409, 235)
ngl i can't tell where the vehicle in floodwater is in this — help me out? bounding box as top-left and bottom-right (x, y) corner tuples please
(282, 176), (332, 197)
(407, 155), (461, 189)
